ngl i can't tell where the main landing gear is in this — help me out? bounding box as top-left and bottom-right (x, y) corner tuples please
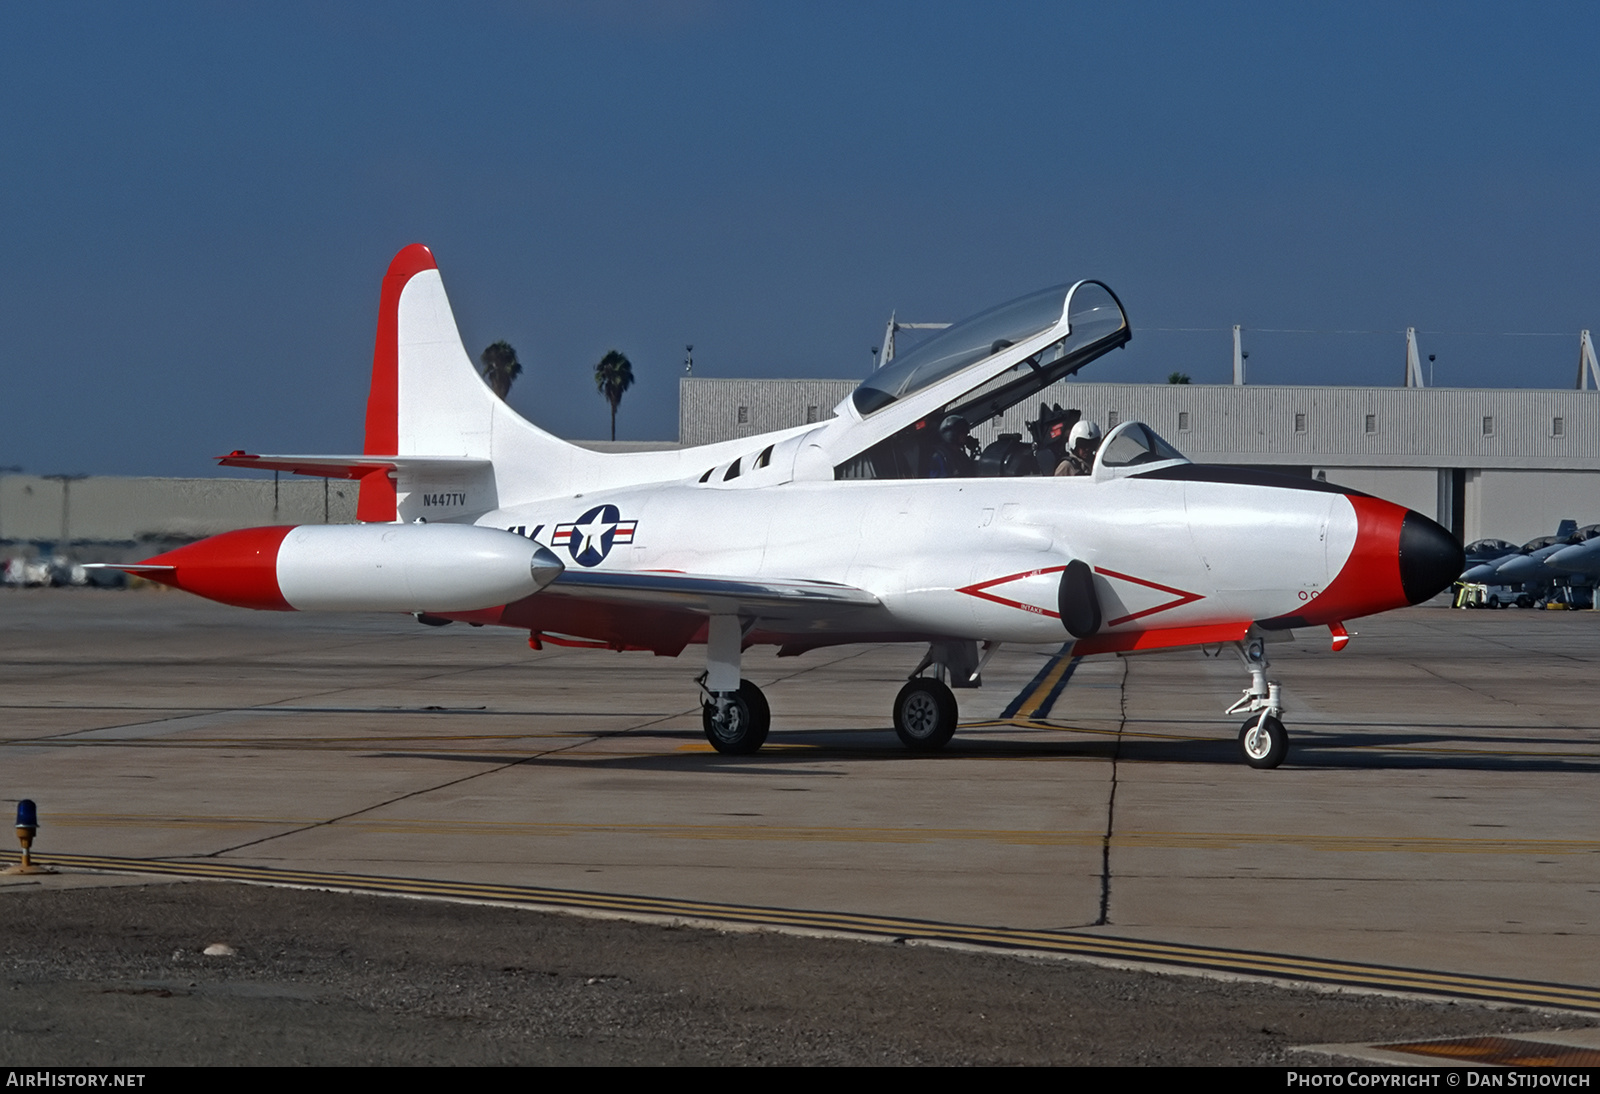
(699, 677), (770, 755)
(693, 625), (991, 757)
(695, 613), (775, 755)
(1225, 636), (1289, 769)
(891, 639), (993, 752)
(893, 677), (958, 751)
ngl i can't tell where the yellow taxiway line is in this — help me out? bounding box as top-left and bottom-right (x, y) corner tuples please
(35, 813), (1600, 855)
(18, 852), (1600, 1014)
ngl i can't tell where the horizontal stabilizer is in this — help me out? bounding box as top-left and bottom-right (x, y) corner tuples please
(217, 452), (492, 480)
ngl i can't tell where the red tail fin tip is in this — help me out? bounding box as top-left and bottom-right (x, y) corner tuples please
(359, 244), (439, 522)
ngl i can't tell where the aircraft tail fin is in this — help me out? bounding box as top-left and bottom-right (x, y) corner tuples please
(357, 244), (583, 522)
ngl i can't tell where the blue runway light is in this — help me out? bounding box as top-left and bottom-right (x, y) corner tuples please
(6, 797), (52, 874)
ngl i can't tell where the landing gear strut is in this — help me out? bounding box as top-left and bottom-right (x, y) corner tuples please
(696, 612), (770, 755)
(1225, 636), (1289, 769)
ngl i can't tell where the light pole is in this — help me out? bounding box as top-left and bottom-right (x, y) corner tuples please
(0, 465), (22, 547)
(43, 473), (87, 551)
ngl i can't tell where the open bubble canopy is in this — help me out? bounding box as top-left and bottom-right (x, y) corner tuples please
(851, 280), (1130, 418)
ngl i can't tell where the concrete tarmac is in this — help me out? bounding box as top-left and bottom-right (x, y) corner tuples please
(3, 588), (1598, 1062)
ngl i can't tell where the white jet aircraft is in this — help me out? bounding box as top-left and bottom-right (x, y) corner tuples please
(110, 245), (1463, 769)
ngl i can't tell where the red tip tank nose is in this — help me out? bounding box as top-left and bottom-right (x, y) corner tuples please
(136, 526), (295, 610)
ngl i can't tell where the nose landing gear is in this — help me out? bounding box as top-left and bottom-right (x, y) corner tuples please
(1225, 637), (1289, 769)
(1238, 712), (1287, 768)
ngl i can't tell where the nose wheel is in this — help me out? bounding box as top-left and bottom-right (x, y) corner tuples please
(1226, 637), (1289, 769)
(701, 679), (770, 755)
(1239, 713), (1287, 769)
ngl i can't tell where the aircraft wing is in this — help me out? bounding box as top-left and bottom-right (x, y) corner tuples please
(470, 569), (891, 657)
(541, 570), (881, 621)
(217, 452), (491, 479)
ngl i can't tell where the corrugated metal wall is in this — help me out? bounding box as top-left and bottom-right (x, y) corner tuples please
(681, 378), (1600, 470)
(0, 475), (358, 544)
(679, 379), (858, 446)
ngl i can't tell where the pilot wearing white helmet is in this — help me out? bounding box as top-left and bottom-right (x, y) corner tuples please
(1055, 420), (1102, 476)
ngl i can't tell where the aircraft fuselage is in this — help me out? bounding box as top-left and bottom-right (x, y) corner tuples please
(478, 467), (1435, 652)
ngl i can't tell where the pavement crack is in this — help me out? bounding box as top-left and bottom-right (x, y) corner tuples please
(1408, 659), (1541, 713)
(9, 709), (233, 742)
(1095, 657), (1128, 928)
(204, 735), (600, 858)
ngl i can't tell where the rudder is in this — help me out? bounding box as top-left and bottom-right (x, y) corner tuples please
(358, 244), (440, 520)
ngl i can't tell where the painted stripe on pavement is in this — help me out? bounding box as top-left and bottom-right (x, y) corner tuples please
(25, 853), (1600, 1014)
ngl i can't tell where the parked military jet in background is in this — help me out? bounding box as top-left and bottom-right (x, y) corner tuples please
(1458, 538), (1523, 583)
(1538, 524), (1600, 577)
(1461, 521), (1598, 584)
(95, 246), (1463, 769)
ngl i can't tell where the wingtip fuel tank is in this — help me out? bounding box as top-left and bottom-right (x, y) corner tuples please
(132, 524), (562, 613)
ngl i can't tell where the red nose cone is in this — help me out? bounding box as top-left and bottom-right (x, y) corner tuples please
(1292, 496), (1409, 626)
(1292, 497), (1463, 626)
(137, 526), (294, 610)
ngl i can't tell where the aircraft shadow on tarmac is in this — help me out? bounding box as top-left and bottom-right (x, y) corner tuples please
(363, 722), (1600, 775)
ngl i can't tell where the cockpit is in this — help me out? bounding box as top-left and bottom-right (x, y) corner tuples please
(835, 279), (1184, 480)
(1097, 421), (1188, 468)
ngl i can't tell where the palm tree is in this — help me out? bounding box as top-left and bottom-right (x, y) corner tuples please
(479, 341), (522, 400)
(594, 350), (634, 441)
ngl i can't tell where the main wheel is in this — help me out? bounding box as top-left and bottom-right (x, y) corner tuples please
(702, 679), (770, 755)
(893, 678), (958, 752)
(1238, 714), (1287, 769)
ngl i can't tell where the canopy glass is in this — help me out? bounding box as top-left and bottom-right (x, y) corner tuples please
(851, 281), (1129, 417)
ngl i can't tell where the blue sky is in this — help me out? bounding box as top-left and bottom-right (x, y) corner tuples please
(3, 2), (1598, 475)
